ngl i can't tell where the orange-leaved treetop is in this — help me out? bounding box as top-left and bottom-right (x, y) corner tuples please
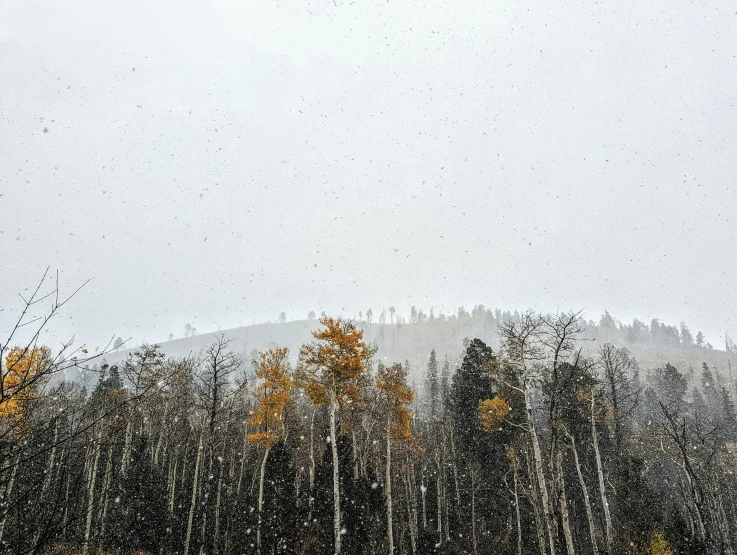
(247, 346), (293, 555)
(296, 317), (373, 555)
(478, 397), (511, 432)
(1, 345), (52, 420)
(376, 362), (415, 554)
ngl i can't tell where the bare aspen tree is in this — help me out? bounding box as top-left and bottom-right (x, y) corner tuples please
(500, 312), (557, 555)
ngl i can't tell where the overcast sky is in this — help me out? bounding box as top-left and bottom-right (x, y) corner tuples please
(1, 0), (735, 350)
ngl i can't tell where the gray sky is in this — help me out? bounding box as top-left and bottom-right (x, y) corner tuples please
(1, 0), (735, 349)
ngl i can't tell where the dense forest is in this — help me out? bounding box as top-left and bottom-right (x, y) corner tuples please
(1, 281), (737, 555)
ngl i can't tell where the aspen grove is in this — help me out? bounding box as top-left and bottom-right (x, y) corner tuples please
(2, 293), (737, 555)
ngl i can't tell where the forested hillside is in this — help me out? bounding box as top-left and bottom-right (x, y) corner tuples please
(2, 293), (737, 554)
(100, 307), (734, 391)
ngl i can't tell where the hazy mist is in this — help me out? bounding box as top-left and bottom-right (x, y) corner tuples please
(2, 0), (735, 347)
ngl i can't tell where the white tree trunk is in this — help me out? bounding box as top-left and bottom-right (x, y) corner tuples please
(98, 445), (114, 538)
(403, 467), (417, 555)
(0, 454), (20, 547)
(591, 393), (613, 554)
(237, 424), (248, 496)
(184, 432), (203, 555)
(170, 454), (178, 514)
(556, 450), (575, 555)
(569, 434), (599, 555)
(512, 457), (523, 555)
(214, 455), (224, 555)
(524, 377), (557, 555)
(120, 414), (133, 475)
(41, 420), (59, 497)
(449, 424), (461, 518)
(352, 428), (360, 480)
(308, 407), (316, 521)
(420, 466), (427, 530)
(386, 413), (394, 554)
(330, 391), (342, 554)
(83, 435), (102, 555)
(32, 421), (60, 548)
(524, 447), (547, 555)
(257, 445), (271, 555)
(435, 455), (443, 539)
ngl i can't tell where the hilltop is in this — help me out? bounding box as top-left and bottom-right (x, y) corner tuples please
(97, 312), (736, 388)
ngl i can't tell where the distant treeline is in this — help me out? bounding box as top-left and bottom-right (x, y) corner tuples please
(363, 305), (720, 349)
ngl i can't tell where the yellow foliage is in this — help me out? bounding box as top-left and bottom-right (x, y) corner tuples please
(377, 363), (415, 444)
(648, 532), (673, 555)
(479, 397), (511, 432)
(297, 317), (372, 407)
(247, 431), (278, 445)
(1, 345), (51, 419)
(248, 347), (293, 447)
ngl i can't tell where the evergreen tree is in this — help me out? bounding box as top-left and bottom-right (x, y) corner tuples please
(719, 386), (737, 440)
(261, 440), (298, 554)
(109, 437), (168, 554)
(449, 339), (495, 457)
(426, 349), (440, 421)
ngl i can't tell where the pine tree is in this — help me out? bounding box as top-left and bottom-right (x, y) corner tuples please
(111, 437), (168, 554)
(426, 349), (440, 421)
(260, 440), (297, 554)
(449, 339), (495, 458)
(719, 386), (737, 440)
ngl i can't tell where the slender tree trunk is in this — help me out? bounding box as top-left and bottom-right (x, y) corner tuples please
(524, 375), (557, 555)
(295, 466), (302, 511)
(32, 421), (60, 548)
(556, 450), (575, 555)
(435, 455), (443, 538)
(61, 462), (71, 533)
(154, 404), (168, 466)
(0, 453), (20, 546)
(715, 492), (732, 552)
(170, 452), (178, 514)
(403, 467), (417, 555)
(386, 413), (394, 554)
(569, 434), (599, 555)
(681, 461), (707, 544)
(443, 467), (450, 543)
(470, 467), (478, 555)
(591, 393), (613, 554)
(121, 413), (133, 475)
(308, 407), (316, 521)
(170, 453), (179, 514)
(84, 434), (102, 555)
(200, 453), (214, 546)
(421, 466), (427, 530)
(184, 432), (203, 555)
(511, 456), (523, 555)
(41, 420), (59, 497)
(525, 446), (547, 555)
(352, 428), (360, 480)
(330, 391), (342, 554)
(214, 455), (224, 555)
(257, 445), (271, 555)
(237, 424), (249, 496)
(182, 445), (189, 489)
(409, 461), (419, 548)
(449, 424), (461, 517)
(99, 444), (114, 539)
